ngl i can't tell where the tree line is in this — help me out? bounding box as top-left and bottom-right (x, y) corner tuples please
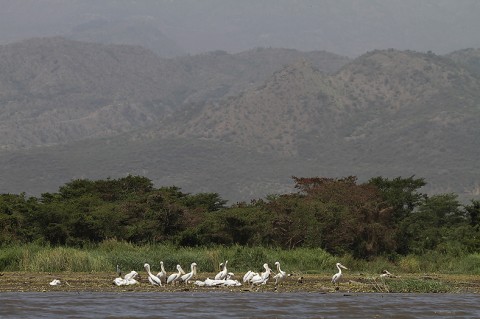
(1, 175), (479, 259)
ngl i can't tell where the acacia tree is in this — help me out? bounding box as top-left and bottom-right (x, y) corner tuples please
(267, 194), (323, 249)
(284, 176), (398, 258)
(397, 193), (467, 254)
(368, 176), (426, 222)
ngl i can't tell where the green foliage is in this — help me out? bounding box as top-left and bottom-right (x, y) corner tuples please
(368, 175), (426, 222)
(387, 278), (451, 293)
(0, 175), (478, 262)
(398, 194), (474, 255)
(464, 199), (480, 226)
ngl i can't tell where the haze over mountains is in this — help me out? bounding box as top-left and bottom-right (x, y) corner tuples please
(2, 0), (480, 57)
(1, 35), (480, 202)
(1, 1), (480, 202)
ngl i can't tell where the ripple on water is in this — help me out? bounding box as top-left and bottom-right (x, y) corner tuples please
(0, 292), (479, 319)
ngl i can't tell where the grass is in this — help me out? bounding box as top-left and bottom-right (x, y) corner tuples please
(1, 240), (479, 278)
(1, 240), (480, 293)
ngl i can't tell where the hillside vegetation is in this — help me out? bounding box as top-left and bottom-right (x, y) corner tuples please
(0, 37), (479, 202)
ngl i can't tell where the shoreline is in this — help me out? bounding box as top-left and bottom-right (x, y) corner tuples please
(1, 272), (479, 293)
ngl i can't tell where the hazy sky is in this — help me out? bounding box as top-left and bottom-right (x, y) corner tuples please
(1, 0), (480, 57)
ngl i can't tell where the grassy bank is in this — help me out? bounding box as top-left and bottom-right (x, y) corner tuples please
(1, 240), (479, 277)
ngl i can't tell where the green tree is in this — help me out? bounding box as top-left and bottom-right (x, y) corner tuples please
(464, 200), (480, 226)
(398, 193), (466, 254)
(368, 175), (427, 222)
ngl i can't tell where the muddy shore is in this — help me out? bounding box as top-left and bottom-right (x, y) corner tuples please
(1, 272), (479, 293)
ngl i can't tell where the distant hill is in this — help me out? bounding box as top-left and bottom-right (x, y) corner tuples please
(0, 37), (479, 202)
(0, 37), (348, 151)
(67, 18), (186, 58)
(150, 49), (480, 199)
(446, 48), (480, 78)
(160, 49), (480, 155)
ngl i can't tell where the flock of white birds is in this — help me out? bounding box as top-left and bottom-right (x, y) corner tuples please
(110, 261), (352, 289)
(47, 262), (396, 288)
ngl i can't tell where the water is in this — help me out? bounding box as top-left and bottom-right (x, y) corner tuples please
(0, 292), (479, 318)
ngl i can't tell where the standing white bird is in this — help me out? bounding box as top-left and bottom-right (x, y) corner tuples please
(215, 260), (228, 280)
(156, 261), (167, 284)
(243, 270), (256, 283)
(167, 264), (186, 285)
(331, 262), (348, 286)
(181, 262), (197, 284)
(273, 261), (287, 287)
(251, 263), (271, 285)
(144, 263), (162, 286)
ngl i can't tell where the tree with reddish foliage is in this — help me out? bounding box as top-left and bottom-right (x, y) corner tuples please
(285, 176), (397, 258)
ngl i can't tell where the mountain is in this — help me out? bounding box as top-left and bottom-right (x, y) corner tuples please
(0, 37), (182, 151)
(1, 0), (479, 57)
(150, 49), (480, 199)
(0, 37), (479, 202)
(0, 37), (349, 151)
(446, 48), (480, 78)
(67, 18), (186, 58)
(160, 49), (480, 155)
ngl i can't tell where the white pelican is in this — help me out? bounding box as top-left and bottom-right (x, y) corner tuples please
(113, 270), (138, 286)
(167, 264), (186, 285)
(123, 270), (139, 284)
(199, 277), (241, 287)
(49, 279), (61, 286)
(222, 278), (242, 287)
(156, 261), (167, 284)
(273, 261), (287, 287)
(144, 263), (162, 286)
(180, 262), (197, 284)
(215, 260), (228, 280)
(251, 263), (271, 285)
(332, 262), (348, 285)
(243, 270), (258, 283)
(203, 278), (224, 286)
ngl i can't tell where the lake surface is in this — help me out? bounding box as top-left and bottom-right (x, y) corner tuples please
(1, 292), (479, 318)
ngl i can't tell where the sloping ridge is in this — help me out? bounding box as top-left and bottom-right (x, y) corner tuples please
(1, 46), (480, 201)
(160, 49), (480, 158)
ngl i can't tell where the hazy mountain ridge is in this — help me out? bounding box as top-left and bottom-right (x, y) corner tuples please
(2, 0), (479, 56)
(1, 37), (480, 202)
(0, 37), (348, 151)
(67, 18), (186, 58)
(160, 49), (480, 158)
(446, 48), (480, 78)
